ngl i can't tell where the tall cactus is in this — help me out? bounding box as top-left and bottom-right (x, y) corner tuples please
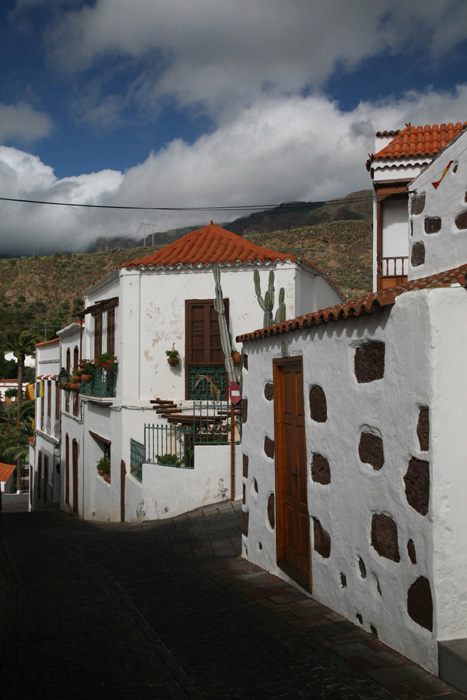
(213, 264), (236, 385)
(254, 269), (286, 326)
(275, 287), (286, 323)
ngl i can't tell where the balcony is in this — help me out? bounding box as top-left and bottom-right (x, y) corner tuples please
(379, 256), (408, 290)
(80, 367), (117, 399)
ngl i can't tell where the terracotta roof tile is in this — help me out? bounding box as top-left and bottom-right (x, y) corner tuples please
(35, 337), (60, 347)
(238, 263), (467, 342)
(0, 462), (16, 483)
(123, 222), (298, 269)
(367, 122), (467, 171)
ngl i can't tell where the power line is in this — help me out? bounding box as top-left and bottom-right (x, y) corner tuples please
(0, 192), (375, 212)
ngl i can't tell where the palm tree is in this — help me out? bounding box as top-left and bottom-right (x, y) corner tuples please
(2, 330), (38, 490)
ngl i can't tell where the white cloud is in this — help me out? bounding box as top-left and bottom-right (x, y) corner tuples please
(0, 103), (52, 144)
(1, 84), (467, 256)
(44, 0), (467, 120)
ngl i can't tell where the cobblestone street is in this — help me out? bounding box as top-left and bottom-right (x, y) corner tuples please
(0, 501), (465, 699)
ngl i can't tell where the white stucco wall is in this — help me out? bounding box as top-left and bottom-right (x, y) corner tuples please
(382, 199), (409, 263)
(125, 444), (242, 522)
(409, 130), (467, 280)
(241, 285), (467, 673)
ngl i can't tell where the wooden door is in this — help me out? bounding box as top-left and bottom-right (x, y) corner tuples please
(72, 439), (78, 516)
(274, 357), (311, 590)
(44, 456), (48, 505)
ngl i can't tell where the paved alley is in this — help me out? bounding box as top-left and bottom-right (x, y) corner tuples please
(0, 501), (465, 699)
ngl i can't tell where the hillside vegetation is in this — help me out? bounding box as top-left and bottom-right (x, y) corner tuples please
(0, 219), (372, 348)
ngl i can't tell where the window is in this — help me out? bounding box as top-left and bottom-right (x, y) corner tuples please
(66, 348), (71, 413)
(47, 381), (51, 419)
(55, 382), (60, 421)
(94, 312), (102, 358)
(73, 345), (79, 417)
(185, 299), (228, 399)
(107, 308), (115, 356)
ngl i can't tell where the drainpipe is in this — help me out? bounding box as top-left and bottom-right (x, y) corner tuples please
(230, 402), (235, 501)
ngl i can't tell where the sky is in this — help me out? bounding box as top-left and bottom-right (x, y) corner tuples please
(1, 0), (467, 256)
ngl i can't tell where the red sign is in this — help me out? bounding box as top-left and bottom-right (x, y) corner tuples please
(229, 382), (242, 405)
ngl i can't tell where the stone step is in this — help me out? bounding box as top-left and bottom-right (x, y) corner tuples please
(439, 639), (467, 693)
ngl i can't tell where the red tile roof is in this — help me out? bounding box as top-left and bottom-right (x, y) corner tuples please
(238, 263), (467, 341)
(123, 222), (298, 269)
(0, 462), (15, 483)
(35, 337), (60, 347)
(367, 122), (467, 171)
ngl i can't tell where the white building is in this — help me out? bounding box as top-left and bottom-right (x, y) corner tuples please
(366, 121), (466, 291)
(239, 125), (467, 675)
(31, 337), (61, 509)
(33, 223), (341, 523)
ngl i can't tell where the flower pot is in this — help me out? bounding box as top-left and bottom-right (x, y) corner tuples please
(81, 374), (93, 384)
(168, 357), (179, 366)
(68, 382), (80, 391)
(102, 362), (114, 371)
(103, 474), (111, 484)
(97, 469), (103, 476)
(232, 352), (241, 366)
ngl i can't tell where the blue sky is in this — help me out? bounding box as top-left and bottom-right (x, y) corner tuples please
(1, 0), (467, 255)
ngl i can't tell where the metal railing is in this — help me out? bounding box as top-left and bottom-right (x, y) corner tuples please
(145, 424), (194, 468)
(131, 400), (243, 479)
(130, 438), (145, 482)
(80, 367), (117, 398)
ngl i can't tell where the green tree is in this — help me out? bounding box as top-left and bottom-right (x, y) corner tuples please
(2, 330), (38, 490)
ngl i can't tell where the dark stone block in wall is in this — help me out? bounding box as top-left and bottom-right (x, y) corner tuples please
(424, 216), (442, 234)
(242, 397), (248, 424)
(371, 513), (400, 562)
(309, 385), (327, 422)
(264, 436), (275, 459)
(358, 432), (384, 470)
(359, 557), (367, 578)
(407, 539), (417, 564)
(242, 511), (249, 537)
(354, 342), (385, 383)
(243, 453), (249, 478)
(313, 517), (331, 558)
(243, 354), (248, 371)
(456, 210), (467, 230)
(267, 493), (275, 529)
(407, 576), (433, 631)
(242, 483), (246, 504)
(411, 241), (425, 267)
(411, 193), (426, 215)
(417, 407), (429, 452)
(311, 453), (331, 484)
(404, 457), (430, 515)
(264, 382), (274, 401)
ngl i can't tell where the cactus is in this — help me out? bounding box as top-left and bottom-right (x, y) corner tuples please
(275, 287), (286, 323)
(213, 264), (236, 384)
(254, 269), (286, 326)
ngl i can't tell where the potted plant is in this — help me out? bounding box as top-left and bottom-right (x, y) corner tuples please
(97, 455), (110, 482)
(69, 369), (81, 390)
(166, 344), (180, 367)
(80, 359), (95, 383)
(97, 352), (117, 371)
(231, 348), (241, 366)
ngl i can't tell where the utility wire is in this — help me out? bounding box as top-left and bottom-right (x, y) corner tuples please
(0, 192), (375, 212)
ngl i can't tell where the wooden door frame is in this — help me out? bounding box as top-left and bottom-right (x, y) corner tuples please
(273, 355), (311, 591)
(72, 439), (78, 516)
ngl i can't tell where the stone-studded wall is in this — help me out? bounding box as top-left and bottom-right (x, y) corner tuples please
(241, 286), (467, 673)
(409, 130), (467, 279)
